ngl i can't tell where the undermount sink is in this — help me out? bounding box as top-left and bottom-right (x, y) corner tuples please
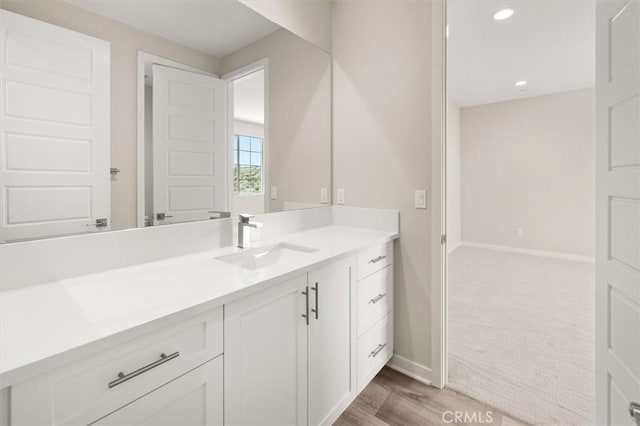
(215, 242), (318, 271)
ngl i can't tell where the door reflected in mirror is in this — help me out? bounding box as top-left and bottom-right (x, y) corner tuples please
(0, 0), (332, 241)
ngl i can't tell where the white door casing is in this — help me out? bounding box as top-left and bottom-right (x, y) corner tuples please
(0, 10), (110, 243)
(595, 0), (640, 425)
(152, 65), (227, 225)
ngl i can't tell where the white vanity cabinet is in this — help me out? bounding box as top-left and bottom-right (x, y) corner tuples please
(224, 257), (356, 426)
(355, 241), (394, 392)
(9, 307), (224, 426)
(224, 274), (309, 426)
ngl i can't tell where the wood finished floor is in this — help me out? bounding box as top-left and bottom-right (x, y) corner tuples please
(336, 367), (529, 426)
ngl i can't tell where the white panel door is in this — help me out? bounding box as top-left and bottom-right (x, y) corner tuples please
(152, 65), (227, 225)
(224, 275), (308, 426)
(308, 259), (355, 426)
(0, 10), (110, 243)
(92, 356), (223, 426)
(595, 0), (640, 425)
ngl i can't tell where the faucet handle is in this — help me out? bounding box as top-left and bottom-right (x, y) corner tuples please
(239, 214), (255, 223)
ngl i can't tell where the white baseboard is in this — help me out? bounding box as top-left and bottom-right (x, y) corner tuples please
(460, 241), (595, 263)
(387, 354), (432, 386)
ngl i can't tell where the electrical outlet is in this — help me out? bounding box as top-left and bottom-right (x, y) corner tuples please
(320, 188), (328, 204)
(337, 188), (345, 205)
(414, 189), (427, 209)
(516, 228), (524, 237)
(270, 186), (277, 200)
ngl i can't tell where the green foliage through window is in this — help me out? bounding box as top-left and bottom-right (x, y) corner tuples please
(233, 135), (263, 193)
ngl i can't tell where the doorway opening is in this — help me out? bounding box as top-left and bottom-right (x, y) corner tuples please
(223, 60), (268, 216)
(445, 2), (596, 424)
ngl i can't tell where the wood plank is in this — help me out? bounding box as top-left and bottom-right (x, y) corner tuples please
(337, 367), (529, 426)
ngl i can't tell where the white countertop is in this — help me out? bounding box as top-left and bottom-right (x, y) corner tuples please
(0, 225), (397, 387)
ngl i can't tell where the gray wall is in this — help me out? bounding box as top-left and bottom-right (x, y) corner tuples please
(332, 0), (435, 373)
(460, 89), (596, 256)
(447, 101), (461, 252)
(221, 29), (332, 213)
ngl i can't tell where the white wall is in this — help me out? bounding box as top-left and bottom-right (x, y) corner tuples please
(332, 0), (435, 378)
(446, 101), (461, 252)
(0, 0), (221, 231)
(222, 29), (332, 212)
(238, 0), (331, 53)
(460, 89), (596, 257)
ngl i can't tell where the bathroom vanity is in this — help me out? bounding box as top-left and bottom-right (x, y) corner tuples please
(0, 207), (398, 426)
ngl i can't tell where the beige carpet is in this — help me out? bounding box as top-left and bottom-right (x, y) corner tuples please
(447, 246), (595, 426)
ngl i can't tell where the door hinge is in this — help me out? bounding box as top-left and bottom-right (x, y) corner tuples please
(441, 234), (447, 245)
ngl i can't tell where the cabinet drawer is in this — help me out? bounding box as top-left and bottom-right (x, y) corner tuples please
(92, 355), (223, 426)
(11, 306), (223, 426)
(357, 265), (393, 336)
(357, 313), (393, 393)
(356, 241), (393, 281)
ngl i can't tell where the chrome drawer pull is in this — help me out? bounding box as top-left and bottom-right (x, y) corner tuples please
(369, 343), (387, 358)
(369, 293), (387, 304)
(368, 255), (386, 264)
(311, 282), (319, 320)
(108, 352), (180, 388)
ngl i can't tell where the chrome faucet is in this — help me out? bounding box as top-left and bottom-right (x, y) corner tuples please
(238, 214), (263, 249)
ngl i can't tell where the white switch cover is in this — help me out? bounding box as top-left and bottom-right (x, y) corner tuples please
(320, 188), (328, 204)
(270, 186), (277, 200)
(415, 190), (427, 209)
(516, 228), (524, 237)
(337, 188), (345, 205)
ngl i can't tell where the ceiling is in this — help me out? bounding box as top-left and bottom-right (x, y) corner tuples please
(448, 0), (595, 107)
(234, 70), (264, 125)
(66, 0), (280, 58)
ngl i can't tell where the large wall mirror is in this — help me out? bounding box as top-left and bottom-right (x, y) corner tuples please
(0, 0), (331, 243)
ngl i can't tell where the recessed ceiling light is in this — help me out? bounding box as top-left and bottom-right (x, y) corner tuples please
(494, 8), (514, 20)
(514, 80), (528, 87)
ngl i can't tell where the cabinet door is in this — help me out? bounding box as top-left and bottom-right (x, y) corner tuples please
(225, 275), (308, 426)
(92, 356), (223, 426)
(308, 259), (356, 426)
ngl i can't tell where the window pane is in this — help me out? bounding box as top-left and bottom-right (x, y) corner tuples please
(251, 152), (261, 166)
(239, 135), (251, 151)
(233, 148), (238, 165)
(251, 137), (262, 152)
(239, 150), (251, 165)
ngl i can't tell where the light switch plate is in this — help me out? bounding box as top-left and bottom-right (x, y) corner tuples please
(337, 188), (345, 205)
(270, 186), (277, 200)
(415, 189), (427, 209)
(320, 188), (328, 204)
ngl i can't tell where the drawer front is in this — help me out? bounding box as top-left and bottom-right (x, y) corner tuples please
(11, 306), (223, 426)
(357, 265), (393, 337)
(92, 355), (223, 426)
(356, 241), (393, 281)
(357, 313), (393, 393)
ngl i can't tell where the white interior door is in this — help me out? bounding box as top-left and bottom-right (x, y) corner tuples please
(152, 65), (227, 226)
(595, 0), (640, 425)
(0, 10), (110, 243)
